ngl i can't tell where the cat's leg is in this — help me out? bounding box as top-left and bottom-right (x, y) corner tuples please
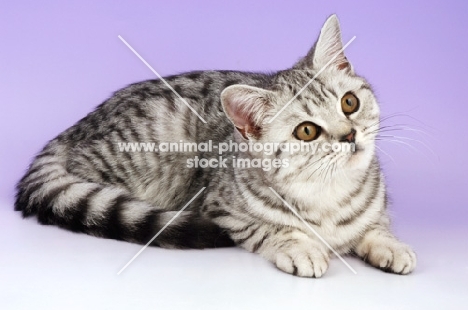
(354, 216), (417, 274)
(235, 225), (330, 277)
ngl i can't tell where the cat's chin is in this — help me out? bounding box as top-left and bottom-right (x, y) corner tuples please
(345, 144), (373, 169)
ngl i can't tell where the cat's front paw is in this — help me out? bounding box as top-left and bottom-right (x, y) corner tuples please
(274, 242), (329, 278)
(363, 240), (416, 274)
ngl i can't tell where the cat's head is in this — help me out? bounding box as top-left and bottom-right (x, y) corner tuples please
(221, 15), (380, 183)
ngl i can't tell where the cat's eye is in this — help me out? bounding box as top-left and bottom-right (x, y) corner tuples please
(341, 93), (360, 115)
(294, 122), (321, 141)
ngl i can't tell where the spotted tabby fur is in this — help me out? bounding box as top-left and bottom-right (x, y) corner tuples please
(15, 15), (416, 277)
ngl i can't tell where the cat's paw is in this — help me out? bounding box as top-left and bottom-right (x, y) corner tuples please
(363, 240), (417, 274)
(274, 243), (329, 278)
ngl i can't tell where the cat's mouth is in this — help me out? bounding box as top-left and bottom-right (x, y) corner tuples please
(353, 143), (363, 154)
(345, 143), (366, 164)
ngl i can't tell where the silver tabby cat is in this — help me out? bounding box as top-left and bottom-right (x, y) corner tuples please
(16, 15), (416, 277)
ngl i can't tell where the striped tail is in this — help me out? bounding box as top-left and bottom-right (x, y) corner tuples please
(14, 148), (234, 249)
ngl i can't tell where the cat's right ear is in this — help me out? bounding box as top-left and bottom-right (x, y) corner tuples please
(221, 85), (273, 140)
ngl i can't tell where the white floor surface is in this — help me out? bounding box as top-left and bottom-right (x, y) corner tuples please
(1, 205), (467, 310)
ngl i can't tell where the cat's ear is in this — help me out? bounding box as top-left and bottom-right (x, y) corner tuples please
(295, 14), (352, 72)
(221, 85), (273, 140)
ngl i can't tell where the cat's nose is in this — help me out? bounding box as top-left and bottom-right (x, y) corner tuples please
(340, 129), (356, 143)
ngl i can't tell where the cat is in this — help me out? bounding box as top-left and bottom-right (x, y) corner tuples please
(15, 15), (416, 277)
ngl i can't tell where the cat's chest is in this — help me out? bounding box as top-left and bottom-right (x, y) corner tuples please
(289, 178), (360, 216)
(288, 178), (384, 248)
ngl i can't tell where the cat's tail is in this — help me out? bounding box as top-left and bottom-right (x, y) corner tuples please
(14, 145), (234, 249)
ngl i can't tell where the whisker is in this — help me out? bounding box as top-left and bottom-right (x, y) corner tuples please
(366, 111), (417, 129)
(306, 156), (329, 182)
(375, 145), (396, 165)
(376, 138), (418, 152)
(377, 134), (438, 159)
(377, 127), (433, 138)
(365, 110), (434, 136)
(366, 123), (434, 137)
(375, 138), (436, 166)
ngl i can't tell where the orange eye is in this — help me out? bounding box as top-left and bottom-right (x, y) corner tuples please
(341, 93), (360, 115)
(294, 122), (321, 141)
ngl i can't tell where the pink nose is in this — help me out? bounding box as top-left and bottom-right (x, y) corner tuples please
(340, 129), (356, 143)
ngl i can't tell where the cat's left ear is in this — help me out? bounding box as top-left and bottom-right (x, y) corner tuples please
(295, 14), (353, 72)
(221, 85), (274, 140)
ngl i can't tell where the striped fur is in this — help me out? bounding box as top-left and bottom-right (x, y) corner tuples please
(15, 15), (415, 276)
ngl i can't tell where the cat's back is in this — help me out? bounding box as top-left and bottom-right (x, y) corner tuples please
(58, 70), (273, 145)
(25, 70), (273, 206)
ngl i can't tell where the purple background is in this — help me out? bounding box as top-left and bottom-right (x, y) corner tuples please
(1, 0), (467, 229)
